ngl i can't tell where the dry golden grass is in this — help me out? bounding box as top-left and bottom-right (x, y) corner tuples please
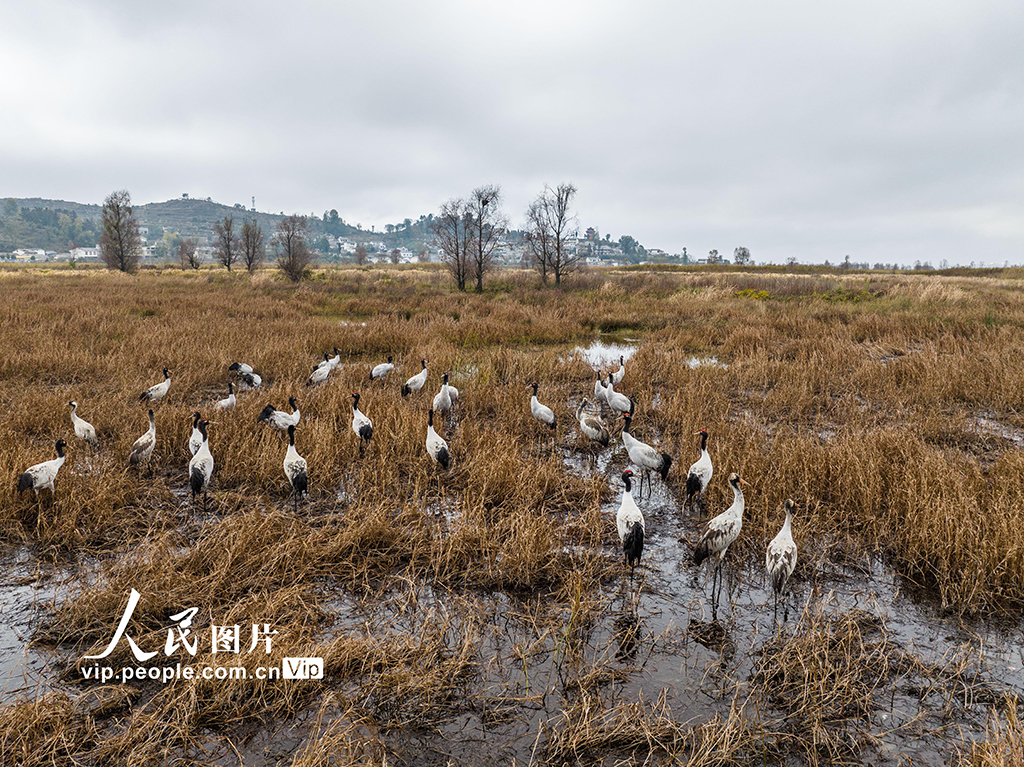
(3, 264), (1024, 764)
(964, 701), (1024, 767)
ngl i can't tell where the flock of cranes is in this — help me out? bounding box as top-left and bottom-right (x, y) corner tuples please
(16, 349), (798, 622)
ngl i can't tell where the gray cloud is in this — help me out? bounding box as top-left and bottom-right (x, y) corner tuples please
(2, 0), (1022, 264)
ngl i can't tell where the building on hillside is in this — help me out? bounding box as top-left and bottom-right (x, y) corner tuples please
(69, 246), (100, 261)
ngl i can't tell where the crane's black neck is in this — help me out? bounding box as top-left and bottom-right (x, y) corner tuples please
(622, 473), (632, 492)
(700, 432), (708, 451)
(287, 425), (296, 445)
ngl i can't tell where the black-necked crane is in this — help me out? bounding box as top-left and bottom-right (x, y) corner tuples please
(229, 362), (262, 389)
(188, 411), (204, 456)
(616, 469), (645, 577)
(603, 374), (632, 415)
(325, 347), (341, 370)
(370, 355), (394, 382)
(621, 405), (671, 497)
(766, 499), (798, 624)
(432, 372), (456, 414)
(593, 370), (608, 406)
(312, 352), (330, 371)
(576, 399), (610, 448)
(685, 430), (713, 514)
(257, 397), (300, 431)
(529, 382), (557, 431)
(351, 392), (373, 447)
(214, 382), (235, 412)
(611, 355), (626, 385)
(283, 424), (308, 510)
(402, 359), (428, 397)
(17, 439), (68, 496)
(188, 418), (214, 514)
(68, 401), (97, 446)
(139, 367), (170, 404)
(425, 409), (450, 469)
(129, 409), (156, 472)
(694, 472), (748, 611)
(307, 354), (332, 386)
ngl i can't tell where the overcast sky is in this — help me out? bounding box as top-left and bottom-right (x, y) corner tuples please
(2, 1), (1022, 265)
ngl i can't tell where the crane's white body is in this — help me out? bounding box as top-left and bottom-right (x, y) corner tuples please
(593, 371), (608, 405)
(611, 356), (626, 385)
(241, 371), (262, 389)
(622, 418), (663, 475)
(766, 503), (797, 594)
(259, 399), (300, 431)
(229, 363), (262, 389)
(188, 412), (203, 456)
(686, 430), (713, 513)
(696, 476), (745, 565)
(529, 383), (556, 429)
(403, 360), (428, 396)
(425, 410), (450, 469)
(351, 394), (372, 442)
(283, 426), (308, 503)
(604, 376), (632, 414)
(576, 400), (609, 446)
(370, 357), (394, 381)
(616, 480), (644, 546)
(18, 442), (67, 495)
(432, 373), (457, 413)
(616, 470), (645, 571)
(69, 402), (97, 445)
(140, 369), (170, 404)
(188, 422), (214, 501)
(129, 410), (156, 467)
(307, 363), (331, 386)
(214, 383), (236, 412)
(687, 449), (713, 497)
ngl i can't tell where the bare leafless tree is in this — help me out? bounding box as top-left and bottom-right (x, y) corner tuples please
(525, 183), (579, 286)
(389, 248), (401, 264)
(240, 219), (265, 273)
(431, 197), (473, 291)
(213, 216), (240, 271)
(178, 238), (201, 270)
(417, 249), (430, 263)
(354, 245), (369, 266)
(467, 185), (508, 292)
(275, 215), (314, 282)
(99, 189), (141, 273)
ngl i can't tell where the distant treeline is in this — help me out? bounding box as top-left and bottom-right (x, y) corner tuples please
(0, 199), (100, 251)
